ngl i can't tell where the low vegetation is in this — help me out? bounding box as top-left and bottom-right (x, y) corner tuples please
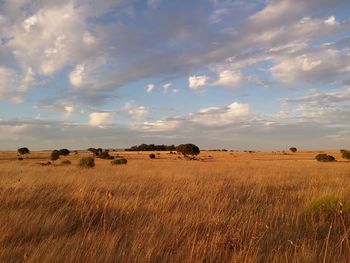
(61, 160), (71, 165)
(17, 147), (30, 156)
(50, 150), (60, 162)
(125, 144), (176, 151)
(111, 158), (128, 165)
(315, 153), (336, 162)
(341, 150), (350, 160)
(289, 147), (297, 153)
(78, 157), (95, 168)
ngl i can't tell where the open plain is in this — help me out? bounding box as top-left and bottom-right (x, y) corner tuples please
(1, 150), (350, 262)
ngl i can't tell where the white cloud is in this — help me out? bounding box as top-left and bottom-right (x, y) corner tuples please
(143, 119), (182, 132)
(89, 112), (114, 127)
(189, 75), (209, 89)
(191, 102), (251, 126)
(162, 82), (172, 93)
(125, 103), (150, 119)
(216, 70), (243, 87)
(142, 102), (251, 131)
(64, 106), (75, 115)
(69, 64), (85, 87)
(270, 48), (350, 83)
(324, 16), (337, 26)
(146, 83), (155, 93)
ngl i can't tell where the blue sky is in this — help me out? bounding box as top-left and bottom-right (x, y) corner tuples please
(0, 0), (350, 150)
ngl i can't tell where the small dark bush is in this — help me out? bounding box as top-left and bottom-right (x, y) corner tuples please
(111, 158), (128, 165)
(58, 149), (70, 156)
(341, 150), (350, 160)
(50, 150), (60, 161)
(78, 157), (95, 168)
(289, 147), (297, 153)
(315, 154), (336, 162)
(18, 157), (23, 161)
(61, 160), (71, 165)
(17, 147), (30, 155)
(98, 150), (114, 159)
(149, 153), (156, 159)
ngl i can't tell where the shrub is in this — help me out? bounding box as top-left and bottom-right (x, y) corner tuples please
(111, 158), (128, 165)
(98, 150), (114, 159)
(58, 149), (70, 156)
(18, 157), (23, 161)
(341, 150), (350, 160)
(17, 147), (30, 155)
(149, 153), (156, 159)
(78, 157), (95, 168)
(61, 160), (71, 165)
(50, 150), (60, 162)
(289, 147), (297, 153)
(176, 144), (200, 157)
(315, 154), (336, 162)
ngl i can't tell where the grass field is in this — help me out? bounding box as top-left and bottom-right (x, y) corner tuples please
(1, 150), (350, 262)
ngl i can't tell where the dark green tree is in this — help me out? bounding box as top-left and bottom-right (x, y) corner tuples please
(50, 150), (60, 162)
(176, 144), (200, 158)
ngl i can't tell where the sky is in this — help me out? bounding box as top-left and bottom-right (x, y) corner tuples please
(0, 0), (350, 150)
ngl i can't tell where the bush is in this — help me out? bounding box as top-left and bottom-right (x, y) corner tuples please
(341, 150), (350, 160)
(111, 158), (128, 165)
(61, 160), (71, 165)
(17, 147), (30, 155)
(50, 150), (60, 161)
(315, 154), (336, 162)
(289, 147), (297, 153)
(78, 157), (95, 168)
(176, 143), (200, 157)
(58, 149), (70, 156)
(149, 153), (156, 159)
(98, 150), (114, 159)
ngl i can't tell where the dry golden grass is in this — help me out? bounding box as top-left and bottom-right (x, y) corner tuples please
(1, 150), (350, 262)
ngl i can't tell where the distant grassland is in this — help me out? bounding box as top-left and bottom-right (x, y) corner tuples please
(1, 150), (350, 262)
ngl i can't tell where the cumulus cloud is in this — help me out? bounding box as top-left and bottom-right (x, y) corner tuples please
(216, 70), (243, 87)
(124, 102), (150, 119)
(89, 112), (114, 127)
(191, 102), (251, 126)
(142, 102), (251, 132)
(189, 75), (209, 89)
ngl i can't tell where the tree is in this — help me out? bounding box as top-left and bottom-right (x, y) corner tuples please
(88, 148), (98, 156)
(289, 147), (297, 153)
(176, 144), (200, 158)
(17, 147), (30, 156)
(50, 150), (60, 162)
(341, 150), (350, 160)
(149, 153), (156, 159)
(58, 149), (70, 156)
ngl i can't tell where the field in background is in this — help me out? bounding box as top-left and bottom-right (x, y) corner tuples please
(1, 150), (350, 262)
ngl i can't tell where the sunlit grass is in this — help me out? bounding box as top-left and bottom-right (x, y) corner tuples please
(0, 150), (350, 262)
